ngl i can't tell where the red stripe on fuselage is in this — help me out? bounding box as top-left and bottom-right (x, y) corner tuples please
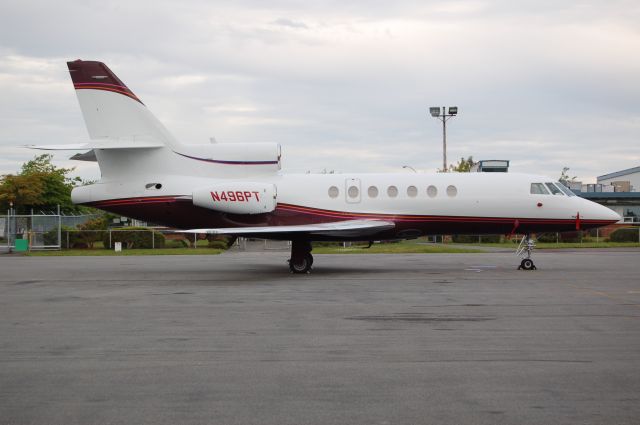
(83, 197), (617, 227)
(275, 203), (614, 226)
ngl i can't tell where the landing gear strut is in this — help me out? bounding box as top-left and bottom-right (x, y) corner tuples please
(516, 234), (537, 270)
(289, 240), (313, 274)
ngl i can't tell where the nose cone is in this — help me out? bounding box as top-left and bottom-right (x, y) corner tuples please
(583, 199), (621, 223)
(600, 205), (622, 223)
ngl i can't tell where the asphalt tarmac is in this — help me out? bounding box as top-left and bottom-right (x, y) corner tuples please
(1, 250), (639, 425)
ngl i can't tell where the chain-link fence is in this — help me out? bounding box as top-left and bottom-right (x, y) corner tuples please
(1, 212), (100, 252)
(2, 211), (638, 253)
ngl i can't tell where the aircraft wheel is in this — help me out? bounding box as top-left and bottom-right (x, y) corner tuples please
(519, 258), (536, 270)
(289, 254), (312, 274)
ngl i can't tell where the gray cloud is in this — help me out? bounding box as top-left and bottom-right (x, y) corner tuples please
(0, 0), (639, 182)
(271, 18), (308, 29)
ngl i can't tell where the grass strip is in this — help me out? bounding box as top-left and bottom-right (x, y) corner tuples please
(27, 248), (224, 256)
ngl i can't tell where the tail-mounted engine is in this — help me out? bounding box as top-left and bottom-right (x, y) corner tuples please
(192, 183), (277, 214)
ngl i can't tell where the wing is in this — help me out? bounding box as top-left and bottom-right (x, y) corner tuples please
(179, 219), (395, 238)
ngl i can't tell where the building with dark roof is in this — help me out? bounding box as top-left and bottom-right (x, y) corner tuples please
(597, 166), (640, 192)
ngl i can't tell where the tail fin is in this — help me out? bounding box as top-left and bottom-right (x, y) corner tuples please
(67, 60), (177, 147)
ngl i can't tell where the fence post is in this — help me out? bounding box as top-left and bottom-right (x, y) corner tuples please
(109, 230), (112, 249)
(151, 229), (155, 249)
(57, 205), (61, 251)
(66, 231), (69, 249)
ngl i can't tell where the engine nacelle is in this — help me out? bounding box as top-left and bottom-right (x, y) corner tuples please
(192, 183), (277, 214)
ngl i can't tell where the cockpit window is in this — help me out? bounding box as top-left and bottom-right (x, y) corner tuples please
(545, 182), (563, 195)
(556, 183), (575, 196)
(530, 183), (549, 195)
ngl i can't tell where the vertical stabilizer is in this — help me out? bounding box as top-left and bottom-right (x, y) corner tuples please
(67, 60), (177, 147)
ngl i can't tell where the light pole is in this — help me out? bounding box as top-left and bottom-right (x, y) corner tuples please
(429, 106), (458, 172)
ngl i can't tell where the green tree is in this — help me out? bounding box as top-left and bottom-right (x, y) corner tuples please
(0, 154), (83, 213)
(448, 156), (476, 172)
(0, 174), (45, 209)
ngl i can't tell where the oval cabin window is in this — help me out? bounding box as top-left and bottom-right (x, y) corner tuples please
(387, 186), (398, 198)
(328, 186), (339, 198)
(427, 185), (438, 198)
(368, 186), (379, 198)
(348, 185), (359, 198)
(407, 186), (418, 197)
(446, 185), (458, 197)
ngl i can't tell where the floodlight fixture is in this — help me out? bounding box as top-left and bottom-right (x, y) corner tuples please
(428, 105), (460, 172)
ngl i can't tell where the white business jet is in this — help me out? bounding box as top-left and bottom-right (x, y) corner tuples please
(30, 60), (620, 273)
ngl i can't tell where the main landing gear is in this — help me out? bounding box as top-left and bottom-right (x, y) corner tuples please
(289, 240), (313, 274)
(516, 234), (537, 270)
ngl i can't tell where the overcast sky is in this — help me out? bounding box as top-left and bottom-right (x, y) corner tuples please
(1, 0), (639, 182)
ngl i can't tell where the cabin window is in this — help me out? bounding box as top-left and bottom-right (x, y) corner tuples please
(328, 186), (339, 198)
(348, 185), (359, 198)
(530, 183), (549, 195)
(545, 182), (563, 195)
(557, 183), (575, 196)
(368, 186), (379, 198)
(387, 186), (398, 198)
(427, 185), (438, 198)
(407, 186), (418, 197)
(446, 185), (458, 197)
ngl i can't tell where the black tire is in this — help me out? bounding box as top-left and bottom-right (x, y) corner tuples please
(306, 253), (313, 267)
(521, 259), (534, 270)
(289, 256), (311, 274)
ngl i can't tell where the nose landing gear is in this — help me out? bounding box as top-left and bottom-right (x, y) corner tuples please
(516, 234), (537, 270)
(288, 240), (313, 274)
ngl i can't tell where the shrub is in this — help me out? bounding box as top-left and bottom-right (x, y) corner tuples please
(207, 240), (228, 250)
(452, 234), (502, 243)
(102, 227), (165, 249)
(57, 216), (109, 249)
(207, 235), (235, 249)
(535, 233), (558, 243)
(609, 228), (639, 242)
(536, 231), (585, 243)
(165, 239), (189, 248)
(44, 226), (64, 246)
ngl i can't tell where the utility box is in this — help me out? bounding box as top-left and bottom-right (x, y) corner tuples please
(14, 239), (29, 252)
(612, 181), (631, 192)
(471, 160), (510, 173)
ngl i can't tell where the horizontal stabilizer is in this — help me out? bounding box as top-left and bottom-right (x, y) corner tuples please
(26, 140), (164, 150)
(179, 219), (395, 238)
(26, 143), (90, 150)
